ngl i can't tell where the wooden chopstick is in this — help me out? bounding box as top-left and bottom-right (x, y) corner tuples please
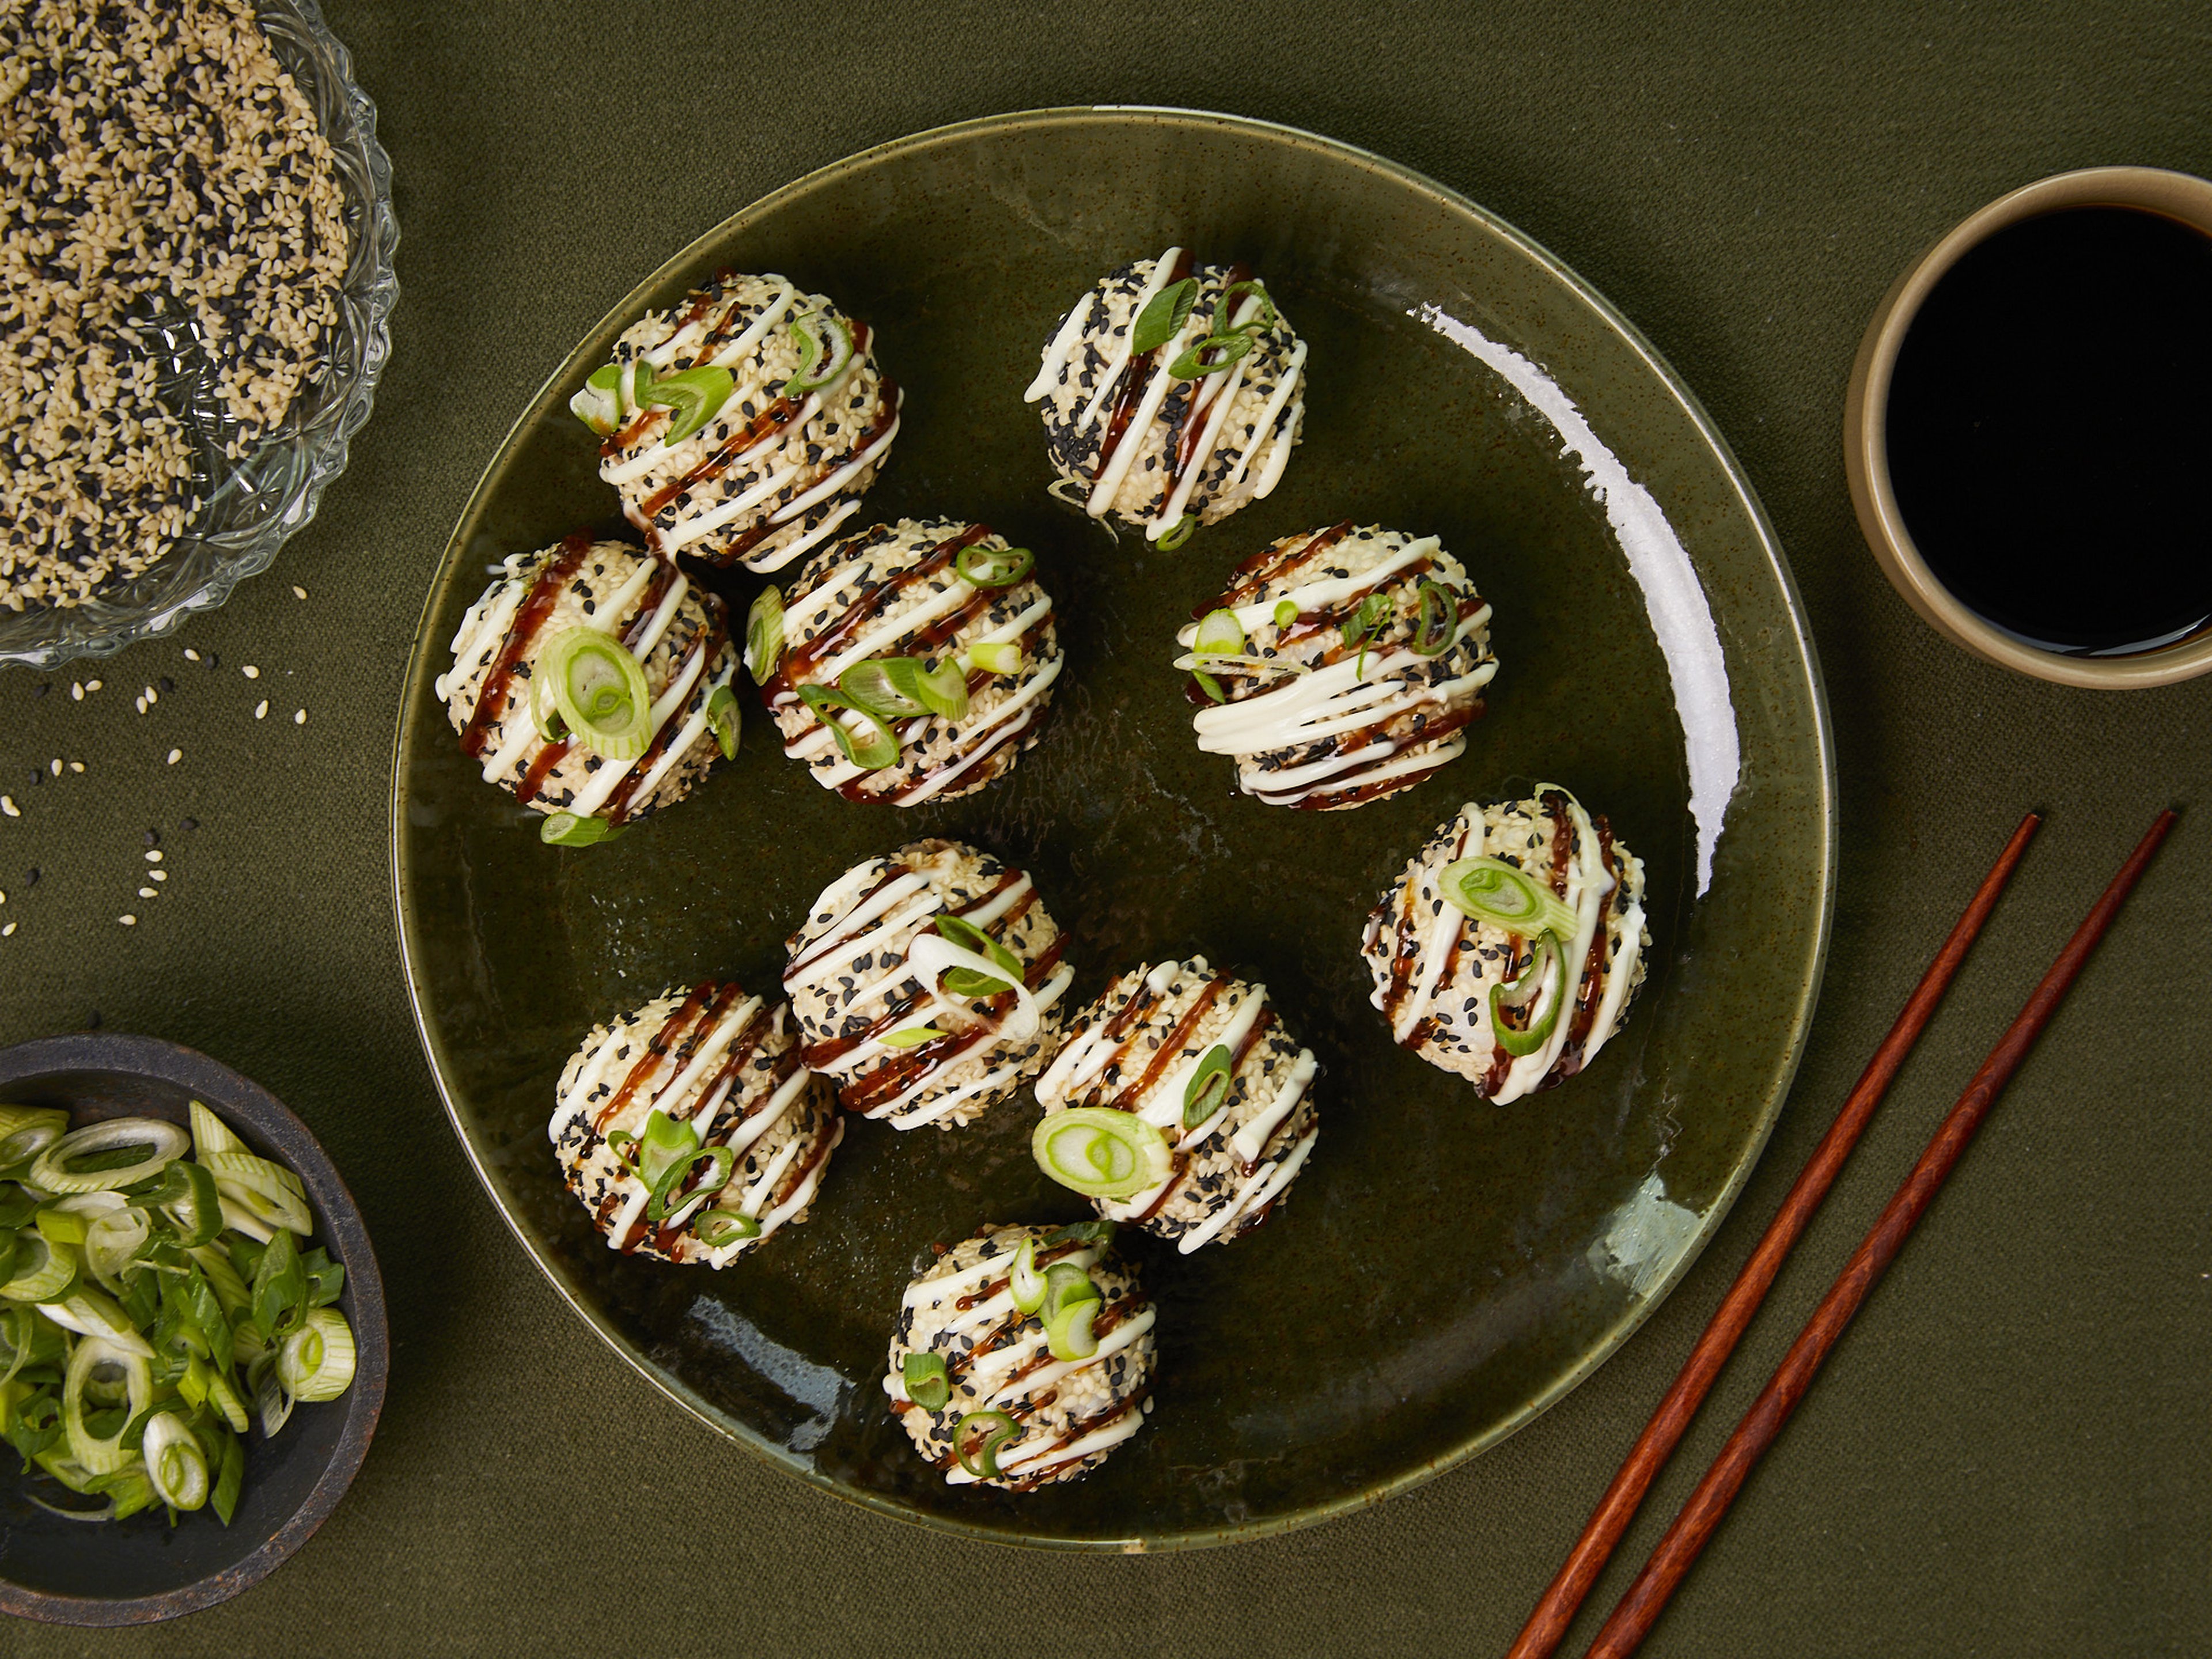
(1505, 810), (2041, 1659)
(1581, 808), (2179, 1659)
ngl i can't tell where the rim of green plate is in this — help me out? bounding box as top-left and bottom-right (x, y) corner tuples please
(389, 104), (1836, 1552)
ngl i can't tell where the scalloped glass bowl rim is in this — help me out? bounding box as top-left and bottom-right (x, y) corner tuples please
(0, 0), (398, 671)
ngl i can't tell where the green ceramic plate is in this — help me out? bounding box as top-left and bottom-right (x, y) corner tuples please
(392, 108), (1833, 1550)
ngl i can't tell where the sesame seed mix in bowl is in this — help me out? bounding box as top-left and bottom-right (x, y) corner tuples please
(0, 0), (348, 613)
(1034, 957), (1320, 1253)
(785, 839), (1075, 1130)
(569, 271), (900, 574)
(1177, 522), (1500, 810)
(551, 982), (843, 1264)
(1361, 784), (1652, 1104)
(437, 536), (740, 842)
(1026, 247), (1306, 546)
(886, 1222), (1156, 1491)
(756, 517), (1063, 805)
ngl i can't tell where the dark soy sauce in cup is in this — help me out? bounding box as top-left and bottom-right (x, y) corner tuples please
(1887, 206), (2212, 655)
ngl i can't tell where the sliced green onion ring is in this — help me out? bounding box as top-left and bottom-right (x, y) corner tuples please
(1183, 1044), (1234, 1129)
(541, 627), (653, 760)
(1217, 277), (1278, 334)
(276, 1308), (357, 1403)
(0, 1107), (68, 1171)
(2, 1234), (79, 1303)
(706, 683), (741, 760)
(1031, 1108), (1173, 1202)
(1273, 598), (1300, 630)
(902, 1350), (950, 1412)
(63, 1337), (150, 1476)
(646, 1145), (733, 1225)
(1046, 1220), (1116, 1247)
(1168, 329), (1255, 380)
(568, 362), (623, 435)
(695, 1210), (760, 1249)
(1040, 1261), (1101, 1324)
(1438, 855), (1582, 939)
(1192, 669), (1226, 704)
(795, 684), (902, 771)
(954, 1408), (1019, 1479)
(206, 1151), (312, 1235)
(82, 1207), (149, 1288)
(933, 914), (1021, 998)
(641, 364), (734, 448)
(149, 1159), (222, 1249)
(877, 1026), (945, 1049)
(40, 1289), (153, 1355)
(785, 310), (855, 395)
(1008, 1238), (1046, 1315)
(1130, 276), (1199, 356)
(142, 1411), (210, 1510)
(539, 811), (622, 848)
(1045, 1296), (1101, 1362)
(29, 1118), (190, 1195)
(0, 1304), (63, 1384)
(838, 660), (926, 718)
(1411, 581), (1457, 657)
(1156, 513), (1198, 551)
(965, 640), (1022, 676)
(1192, 608), (1245, 656)
(955, 543), (1035, 588)
(745, 586), (785, 684)
(1490, 931), (1569, 1058)
(909, 658), (969, 721)
(633, 1109), (700, 1190)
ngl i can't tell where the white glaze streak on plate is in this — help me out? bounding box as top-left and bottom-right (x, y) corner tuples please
(1415, 303), (1743, 894)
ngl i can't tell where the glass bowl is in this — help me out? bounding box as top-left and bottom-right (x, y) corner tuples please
(0, 0), (399, 671)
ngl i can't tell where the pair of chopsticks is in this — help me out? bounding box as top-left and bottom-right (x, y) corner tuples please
(1508, 806), (2179, 1659)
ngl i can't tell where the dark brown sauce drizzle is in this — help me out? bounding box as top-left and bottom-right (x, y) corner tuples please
(1093, 249), (1193, 484)
(459, 532), (591, 760)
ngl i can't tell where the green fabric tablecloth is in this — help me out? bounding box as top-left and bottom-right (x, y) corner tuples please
(5, 2), (2208, 1652)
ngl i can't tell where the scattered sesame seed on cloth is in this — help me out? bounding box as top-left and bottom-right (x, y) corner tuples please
(0, 0), (350, 613)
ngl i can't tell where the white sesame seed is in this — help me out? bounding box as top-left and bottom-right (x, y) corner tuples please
(0, 891), (6, 904)
(85, 679), (101, 692)
(255, 700), (269, 720)
(150, 869), (167, 882)
(134, 695), (146, 714)
(119, 915), (136, 926)
(242, 665), (260, 680)
(166, 748), (182, 765)
(294, 709), (306, 726)
(184, 649), (201, 662)
(138, 887), (156, 899)
(48, 759), (60, 776)
(2, 923), (14, 938)
(71, 682), (83, 701)
(292, 585), (308, 600)
(1, 797), (16, 818)
(68, 762), (83, 774)
(146, 850), (162, 863)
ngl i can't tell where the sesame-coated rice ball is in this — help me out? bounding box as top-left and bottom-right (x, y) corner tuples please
(884, 1222), (1155, 1491)
(1035, 957), (1319, 1253)
(785, 840), (1075, 1130)
(550, 983), (842, 1264)
(759, 518), (1062, 805)
(437, 537), (737, 825)
(1176, 523), (1499, 810)
(435, 539), (738, 827)
(1361, 785), (1651, 1104)
(1025, 248), (1305, 543)
(577, 271), (899, 573)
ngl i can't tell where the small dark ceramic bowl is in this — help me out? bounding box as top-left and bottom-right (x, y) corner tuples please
(0, 1035), (388, 1626)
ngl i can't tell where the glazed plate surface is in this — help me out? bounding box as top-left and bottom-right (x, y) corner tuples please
(393, 108), (1832, 1548)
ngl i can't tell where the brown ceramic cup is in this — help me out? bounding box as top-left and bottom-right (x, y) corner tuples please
(1843, 165), (2212, 689)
